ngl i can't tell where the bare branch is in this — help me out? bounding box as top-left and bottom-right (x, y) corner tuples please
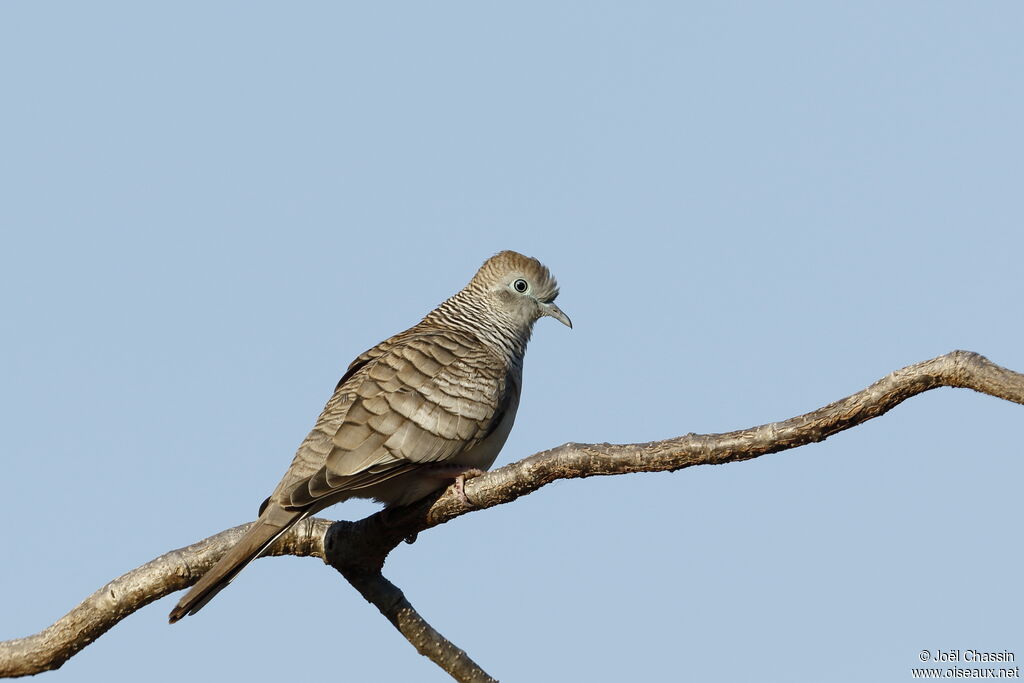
(2, 350), (1021, 680)
(0, 518), (331, 678)
(324, 521), (498, 683)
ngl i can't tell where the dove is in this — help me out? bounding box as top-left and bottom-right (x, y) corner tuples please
(169, 250), (570, 622)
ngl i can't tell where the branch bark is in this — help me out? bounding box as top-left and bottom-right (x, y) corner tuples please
(2, 350), (1021, 680)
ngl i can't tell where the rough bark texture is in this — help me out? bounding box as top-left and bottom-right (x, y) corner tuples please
(1, 351), (1021, 680)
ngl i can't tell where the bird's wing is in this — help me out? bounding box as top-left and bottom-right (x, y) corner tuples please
(281, 330), (511, 510)
(332, 334), (397, 392)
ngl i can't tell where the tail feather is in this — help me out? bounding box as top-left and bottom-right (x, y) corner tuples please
(169, 506), (303, 623)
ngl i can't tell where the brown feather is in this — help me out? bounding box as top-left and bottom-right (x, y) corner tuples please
(169, 250), (566, 621)
(168, 505), (303, 623)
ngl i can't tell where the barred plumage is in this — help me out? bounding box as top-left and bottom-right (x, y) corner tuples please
(169, 250), (570, 622)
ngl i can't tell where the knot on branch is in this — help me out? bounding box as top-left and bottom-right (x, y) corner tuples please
(322, 493), (443, 576)
(324, 520), (389, 575)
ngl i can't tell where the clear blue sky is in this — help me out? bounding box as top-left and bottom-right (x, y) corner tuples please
(2, 3), (1021, 681)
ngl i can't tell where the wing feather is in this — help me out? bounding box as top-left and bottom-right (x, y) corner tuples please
(279, 330), (509, 511)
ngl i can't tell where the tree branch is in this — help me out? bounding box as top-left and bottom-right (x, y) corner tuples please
(324, 521), (498, 683)
(2, 350), (1021, 679)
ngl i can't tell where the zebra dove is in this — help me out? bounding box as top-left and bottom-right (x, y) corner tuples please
(169, 250), (570, 622)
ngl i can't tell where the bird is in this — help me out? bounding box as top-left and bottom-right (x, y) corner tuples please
(168, 250), (571, 622)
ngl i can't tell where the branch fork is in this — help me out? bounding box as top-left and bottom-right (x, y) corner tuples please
(2, 351), (1022, 681)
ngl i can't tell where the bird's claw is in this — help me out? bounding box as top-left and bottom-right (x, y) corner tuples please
(452, 468), (485, 506)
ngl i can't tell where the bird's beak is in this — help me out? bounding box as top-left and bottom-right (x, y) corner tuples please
(540, 301), (572, 328)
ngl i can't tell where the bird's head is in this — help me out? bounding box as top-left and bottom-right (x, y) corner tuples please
(473, 250), (572, 330)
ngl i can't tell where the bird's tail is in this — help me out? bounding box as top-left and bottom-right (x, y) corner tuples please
(168, 505), (304, 623)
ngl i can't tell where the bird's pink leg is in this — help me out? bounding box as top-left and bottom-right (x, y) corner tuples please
(451, 468), (485, 506)
(420, 464), (486, 506)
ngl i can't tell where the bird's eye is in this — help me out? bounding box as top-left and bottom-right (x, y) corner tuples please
(512, 278), (529, 293)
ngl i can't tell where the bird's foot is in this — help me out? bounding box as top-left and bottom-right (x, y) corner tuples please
(418, 464), (486, 506)
(452, 468), (485, 507)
